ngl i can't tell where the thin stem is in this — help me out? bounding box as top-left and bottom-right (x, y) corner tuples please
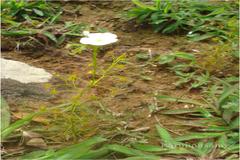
(92, 46), (99, 82)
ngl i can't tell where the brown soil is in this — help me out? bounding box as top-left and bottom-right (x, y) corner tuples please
(1, 1), (214, 158)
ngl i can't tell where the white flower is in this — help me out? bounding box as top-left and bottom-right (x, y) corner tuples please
(80, 31), (118, 46)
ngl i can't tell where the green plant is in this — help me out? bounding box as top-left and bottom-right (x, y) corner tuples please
(1, 0), (89, 47)
(154, 80), (239, 158)
(43, 53), (126, 141)
(109, 79), (239, 159)
(1, 97), (44, 140)
(157, 49), (238, 89)
(157, 52), (211, 88)
(128, 0), (238, 41)
(1, 0), (56, 23)
(21, 136), (109, 160)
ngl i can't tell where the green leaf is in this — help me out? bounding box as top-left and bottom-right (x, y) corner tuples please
(156, 95), (204, 106)
(192, 141), (214, 157)
(218, 86), (237, 107)
(33, 8), (44, 16)
(132, 143), (167, 152)
(1, 29), (38, 36)
(42, 31), (57, 43)
(21, 137), (107, 159)
(107, 144), (147, 156)
(132, 0), (157, 10)
(124, 156), (160, 160)
(217, 135), (228, 149)
(161, 108), (208, 115)
(159, 148), (196, 155)
(49, 11), (62, 24)
(174, 52), (195, 60)
(57, 34), (66, 46)
(136, 53), (149, 61)
(229, 116), (239, 129)
(22, 14), (32, 22)
(158, 54), (175, 64)
(162, 22), (179, 33)
(189, 34), (214, 42)
(78, 147), (109, 159)
(155, 125), (177, 148)
(175, 132), (224, 142)
(53, 136), (107, 160)
(21, 150), (55, 159)
(1, 97), (11, 131)
(203, 126), (230, 132)
(1, 112), (39, 139)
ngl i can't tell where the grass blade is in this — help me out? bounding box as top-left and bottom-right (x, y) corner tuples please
(175, 132), (224, 142)
(132, 143), (167, 152)
(107, 144), (148, 156)
(1, 112), (39, 139)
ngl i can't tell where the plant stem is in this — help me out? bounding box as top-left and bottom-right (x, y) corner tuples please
(92, 46), (98, 82)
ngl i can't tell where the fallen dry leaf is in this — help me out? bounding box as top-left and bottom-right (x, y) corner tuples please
(23, 131), (42, 139)
(12, 112), (49, 124)
(26, 138), (47, 149)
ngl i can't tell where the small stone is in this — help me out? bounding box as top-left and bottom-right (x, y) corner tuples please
(1, 58), (52, 83)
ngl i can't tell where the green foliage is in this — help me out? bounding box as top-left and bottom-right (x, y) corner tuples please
(21, 136), (108, 160)
(157, 48), (238, 88)
(1, 0), (88, 47)
(112, 83), (239, 159)
(128, 0), (238, 41)
(1, 112), (40, 140)
(1, 0), (56, 22)
(157, 52), (211, 88)
(154, 80), (239, 158)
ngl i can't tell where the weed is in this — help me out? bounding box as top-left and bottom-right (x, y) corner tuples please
(1, 0), (89, 48)
(105, 79), (239, 159)
(153, 80), (239, 158)
(128, 0), (238, 41)
(157, 49), (238, 89)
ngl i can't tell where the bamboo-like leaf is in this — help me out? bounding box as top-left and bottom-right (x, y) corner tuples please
(21, 136), (107, 160)
(1, 29), (38, 36)
(175, 132), (224, 142)
(53, 136), (107, 160)
(174, 52), (196, 60)
(33, 8), (44, 16)
(160, 108), (209, 115)
(158, 147), (196, 155)
(229, 116), (239, 129)
(1, 112), (39, 139)
(78, 147), (109, 159)
(156, 95), (204, 106)
(132, 0), (156, 10)
(124, 156), (160, 160)
(132, 143), (167, 152)
(189, 34), (214, 42)
(155, 125), (177, 148)
(42, 31), (57, 43)
(107, 144), (148, 156)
